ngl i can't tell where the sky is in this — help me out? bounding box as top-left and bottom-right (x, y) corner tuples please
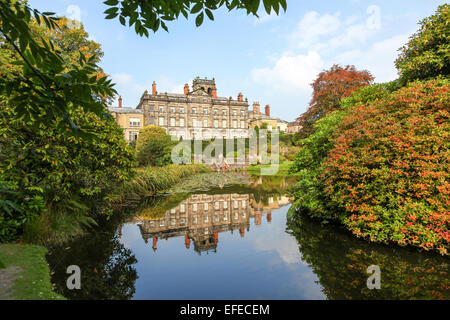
(29, 0), (447, 122)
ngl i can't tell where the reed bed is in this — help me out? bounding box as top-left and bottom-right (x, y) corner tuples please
(116, 164), (210, 203)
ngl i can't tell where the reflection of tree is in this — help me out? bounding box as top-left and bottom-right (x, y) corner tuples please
(47, 219), (138, 300)
(287, 210), (450, 300)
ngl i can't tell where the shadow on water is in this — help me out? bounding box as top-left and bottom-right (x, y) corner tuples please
(47, 174), (449, 300)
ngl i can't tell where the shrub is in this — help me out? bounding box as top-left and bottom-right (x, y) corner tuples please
(323, 79), (449, 254)
(290, 83), (395, 220)
(136, 126), (174, 166)
(396, 4), (450, 84)
(0, 105), (135, 242)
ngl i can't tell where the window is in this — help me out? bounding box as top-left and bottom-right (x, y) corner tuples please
(215, 202), (220, 210)
(148, 104), (154, 111)
(241, 120), (245, 129)
(159, 106), (164, 112)
(214, 109), (218, 115)
(149, 117), (155, 125)
(192, 118), (197, 128)
(233, 120), (237, 128)
(234, 200), (238, 209)
(222, 110), (227, 116)
(222, 120), (227, 128)
(170, 118), (175, 127)
(223, 201), (228, 209)
(129, 118), (141, 127)
(224, 214), (228, 221)
(203, 98), (207, 102)
(180, 204), (185, 213)
(193, 204), (198, 212)
(159, 117), (164, 126)
(241, 110), (245, 116)
(203, 119), (208, 128)
(180, 118), (185, 126)
(180, 107), (184, 113)
(204, 203), (209, 210)
(192, 107), (197, 114)
(242, 200), (246, 208)
(204, 216), (208, 223)
(129, 131), (139, 141)
(232, 109), (237, 116)
(170, 107), (175, 113)
(203, 108), (208, 115)
(214, 120), (219, 128)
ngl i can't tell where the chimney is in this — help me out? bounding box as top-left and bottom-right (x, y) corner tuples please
(253, 101), (260, 115)
(118, 96), (122, 108)
(152, 81), (157, 96)
(265, 104), (271, 117)
(211, 85), (217, 99)
(184, 83), (189, 96)
(238, 92), (243, 102)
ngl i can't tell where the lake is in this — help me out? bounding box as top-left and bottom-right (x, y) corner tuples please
(47, 175), (449, 300)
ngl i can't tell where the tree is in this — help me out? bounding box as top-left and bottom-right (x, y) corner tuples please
(0, 0), (287, 132)
(395, 4), (450, 84)
(136, 126), (174, 166)
(103, 0), (287, 36)
(297, 65), (374, 139)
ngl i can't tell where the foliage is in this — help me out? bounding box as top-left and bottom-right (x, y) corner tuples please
(0, 244), (66, 299)
(297, 64), (374, 139)
(0, 104), (135, 242)
(116, 164), (210, 203)
(0, 0), (116, 133)
(323, 79), (449, 254)
(290, 83), (395, 221)
(395, 4), (450, 84)
(135, 125), (174, 166)
(103, 0), (287, 36)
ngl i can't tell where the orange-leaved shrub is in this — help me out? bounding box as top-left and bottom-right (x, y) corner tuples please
(323, 79), (449, 255)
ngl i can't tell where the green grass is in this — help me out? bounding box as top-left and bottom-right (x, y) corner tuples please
(0, 244), (65, 300)
(247, 161), (294, 176)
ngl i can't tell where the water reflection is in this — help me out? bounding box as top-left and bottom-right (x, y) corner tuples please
(134, 193), (291, 255)
(46, 175), (449, 300)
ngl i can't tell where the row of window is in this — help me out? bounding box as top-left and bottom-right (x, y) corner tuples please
(149, 105), (246, 117)
(149, 211), (247, 228)
(168, 200), (246, 213)
(156, 117), (246, 129)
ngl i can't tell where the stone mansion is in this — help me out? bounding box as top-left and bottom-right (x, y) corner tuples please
(109, 77), (288, 142)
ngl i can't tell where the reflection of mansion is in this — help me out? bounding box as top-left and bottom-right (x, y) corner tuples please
(108, 77), (289, 143)
(134, 193), (291, 255)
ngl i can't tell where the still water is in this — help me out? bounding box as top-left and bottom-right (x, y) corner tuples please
(47, 175), (449, 300)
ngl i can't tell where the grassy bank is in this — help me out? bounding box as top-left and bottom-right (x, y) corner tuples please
(247, 161), (294, 176)
(0, 244), (65, 300)
(116, 164), (210, 203)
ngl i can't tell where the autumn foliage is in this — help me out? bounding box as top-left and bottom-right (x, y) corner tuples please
(323, 80), (449, 255)
(297, 64), (374, 139)
(291, 5), (449, 255)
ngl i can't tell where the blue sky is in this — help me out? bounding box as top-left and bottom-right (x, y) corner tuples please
(29, 0), (447, 122)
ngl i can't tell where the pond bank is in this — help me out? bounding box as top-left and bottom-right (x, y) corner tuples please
(0, 244), (65, 300)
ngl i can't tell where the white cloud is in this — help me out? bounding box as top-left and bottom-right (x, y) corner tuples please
(336, 34), (408, 82)
(251, 51), (324, 96)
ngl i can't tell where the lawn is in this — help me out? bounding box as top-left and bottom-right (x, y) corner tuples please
(247, 161), (294, 176)
(0, 244), (65, 300)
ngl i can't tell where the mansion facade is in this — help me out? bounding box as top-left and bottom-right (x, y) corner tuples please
(109, 77), (288, 143)
(136, 77), (249, 141)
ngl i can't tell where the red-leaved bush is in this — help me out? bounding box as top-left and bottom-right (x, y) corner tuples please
(323, 80), (449, 255)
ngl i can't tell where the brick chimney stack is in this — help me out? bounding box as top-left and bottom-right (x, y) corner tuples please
(265, 104), (271, 117)
(152, 81), (157, 96)
(211, 85), (217, 99)
(253, 101), (260, 115)
(118, 96), (122, 108)
(184, 83), (189, 96)
(238, 92), (243, 102)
